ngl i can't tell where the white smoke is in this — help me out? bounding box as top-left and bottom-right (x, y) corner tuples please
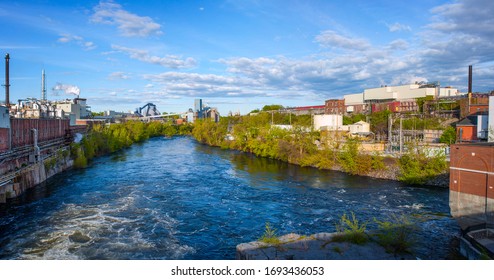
(52, 83), (81, 96)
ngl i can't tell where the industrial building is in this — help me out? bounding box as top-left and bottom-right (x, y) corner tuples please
(193, 99), (220, 123)
(327, 83), (460, 115)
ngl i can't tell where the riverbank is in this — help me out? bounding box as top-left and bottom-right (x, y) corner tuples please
(191, 118), (449, 187)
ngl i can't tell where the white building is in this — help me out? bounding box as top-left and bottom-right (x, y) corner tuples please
(489, 96), (494, 142)
(348, 121), (370, 134)
(313, 114), (343, 131)
(363, 84), (459, 102)
(55, 98), (90, 120)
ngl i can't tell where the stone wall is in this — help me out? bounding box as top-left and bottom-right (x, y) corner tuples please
(0, 149), (73, 203)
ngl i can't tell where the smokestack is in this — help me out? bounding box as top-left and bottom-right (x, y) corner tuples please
(4, 53), (10, 108)
(468, 65), (472, 94)
(41, 69), (46, 101)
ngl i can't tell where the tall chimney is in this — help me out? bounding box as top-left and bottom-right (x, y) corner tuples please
(4, 53), (10, 108)
(41, 69), (46, 101)
(468, 65), (472, 94)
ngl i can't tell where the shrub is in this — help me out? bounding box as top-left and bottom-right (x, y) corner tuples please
(333, 212), (368, 245)
(258, 222), (280, 245)
(374, 214), (417, 255)
(398, 143), (447, 184)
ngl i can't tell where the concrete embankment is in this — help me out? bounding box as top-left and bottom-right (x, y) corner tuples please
(0, 147), (73, 203)
(236, 233), (414, 260)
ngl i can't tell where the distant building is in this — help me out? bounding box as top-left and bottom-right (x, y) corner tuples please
(313, 114), (343, 131)
(193, 99), (220, 123)
(489, 96), (494, 142)
(325, 99), (345, 115)
(55, 98), (91, 120)
(290, 105), (325, 116)
(348, 121), (370, 134)
(456, 113), (489, 142)
(343, 93), (367, 114)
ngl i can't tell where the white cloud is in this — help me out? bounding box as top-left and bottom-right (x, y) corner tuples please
(388, 39), (409, 50)
(387, 22), (411, 32)
(108, 71), (130, 80)
(52, 83), (81, 96)
(57, 34), (96, 51)
(112, 45), (197, 68)
(91, 0), (162, 37)
(315, 30), (370, 51)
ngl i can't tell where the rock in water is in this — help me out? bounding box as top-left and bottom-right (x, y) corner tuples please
(69, 231), (91, 243)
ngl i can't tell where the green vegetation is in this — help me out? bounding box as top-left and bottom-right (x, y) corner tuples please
(71, 121), (192, 168)
(398, 143), (448, 185)
(262, 104), (284, 111)
(439, 126), (456, 144)
(259, 222), (280, 245)
(343, 113), (366, 125)
(369, 110), (391, 135)
(374, 214), (417, 255)
(192, 112), (447, 185)
(332, 212), (369, 245)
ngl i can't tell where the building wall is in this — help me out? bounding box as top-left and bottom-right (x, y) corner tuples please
(489, 96), (494, 142)
(439, 87), (459, 97)
(343, 93), (364, 105)
(9, 118), (70, 149)
(449, 144), (494, 229)
(324, 99), (345, 115)
(313, 114), (343, 131)
(0, 128), (8, 151)
(364, 86), (395, 101)
(457, 125), (477, 142)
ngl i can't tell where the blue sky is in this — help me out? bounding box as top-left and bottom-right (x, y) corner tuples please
(1, 0), (493, 115)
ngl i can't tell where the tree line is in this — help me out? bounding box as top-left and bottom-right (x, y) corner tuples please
(71, 121), (192, 168)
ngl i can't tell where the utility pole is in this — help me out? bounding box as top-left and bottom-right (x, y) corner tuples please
(388, 113), (392, 153)
(399, 115), (403, 154)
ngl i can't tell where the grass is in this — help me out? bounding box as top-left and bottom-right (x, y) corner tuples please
(332, 212), (369, 245)
(373, 214), (417, 255)
(258, 222), (280, 245)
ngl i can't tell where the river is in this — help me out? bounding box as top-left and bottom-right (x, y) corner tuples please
(0, 137), (459, 259)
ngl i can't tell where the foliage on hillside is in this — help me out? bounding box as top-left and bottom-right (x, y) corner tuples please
(71, 121), (192, 168)
(192, 113), (387, 176)
(192, 113), (448, 185)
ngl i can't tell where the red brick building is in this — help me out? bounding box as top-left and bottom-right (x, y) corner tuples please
(325, 99), (345, 115)
(450, 143), (494, 230)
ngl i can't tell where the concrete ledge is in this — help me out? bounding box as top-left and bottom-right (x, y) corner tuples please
(236, 233), (414, 260)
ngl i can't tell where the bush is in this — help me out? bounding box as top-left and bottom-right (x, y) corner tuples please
(333, 212), (368, 245)
(398, 143), (447, 184)
(374, 214), (416, 255)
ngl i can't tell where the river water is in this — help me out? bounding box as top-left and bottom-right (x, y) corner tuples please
(0, 137), (459, 259)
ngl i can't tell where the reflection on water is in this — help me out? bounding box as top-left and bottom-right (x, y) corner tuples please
(0, 137), (459, 259)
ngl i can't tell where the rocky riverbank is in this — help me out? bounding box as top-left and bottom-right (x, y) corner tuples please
(236, 233), (415, 260)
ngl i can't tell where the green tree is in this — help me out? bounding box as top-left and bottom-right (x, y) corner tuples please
(262, 104), (284, 111)
(439, 126), (456, 144)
